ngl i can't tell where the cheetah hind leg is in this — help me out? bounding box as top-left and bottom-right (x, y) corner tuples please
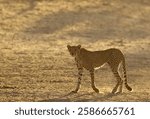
(111, 71), (122, 94)
(117, 80), (123, 94)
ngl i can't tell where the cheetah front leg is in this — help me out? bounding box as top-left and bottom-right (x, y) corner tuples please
(90, 69), (99, 93)
(71, 67), (83, 93)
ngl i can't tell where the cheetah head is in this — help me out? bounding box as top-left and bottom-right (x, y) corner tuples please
(67, 45), (81, 57)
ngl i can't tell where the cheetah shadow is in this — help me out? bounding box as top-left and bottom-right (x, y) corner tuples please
(39, 92), (119, 102)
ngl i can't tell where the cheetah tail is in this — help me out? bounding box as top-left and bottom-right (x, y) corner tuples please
(122, 58), (132, 91)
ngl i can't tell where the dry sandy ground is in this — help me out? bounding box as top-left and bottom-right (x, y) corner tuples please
(0, 0), (150, 101)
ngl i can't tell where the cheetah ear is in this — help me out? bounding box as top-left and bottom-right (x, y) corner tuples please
(78, 45), (81, 49)
(67, 45), (70, 49)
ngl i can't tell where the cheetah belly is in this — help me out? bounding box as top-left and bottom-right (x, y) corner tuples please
(94, 63), (106, 70)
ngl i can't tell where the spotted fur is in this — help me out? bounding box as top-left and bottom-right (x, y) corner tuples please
(67, 45), (132, 94)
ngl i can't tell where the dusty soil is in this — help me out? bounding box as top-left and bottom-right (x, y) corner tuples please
(0, 0), (150, 101)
